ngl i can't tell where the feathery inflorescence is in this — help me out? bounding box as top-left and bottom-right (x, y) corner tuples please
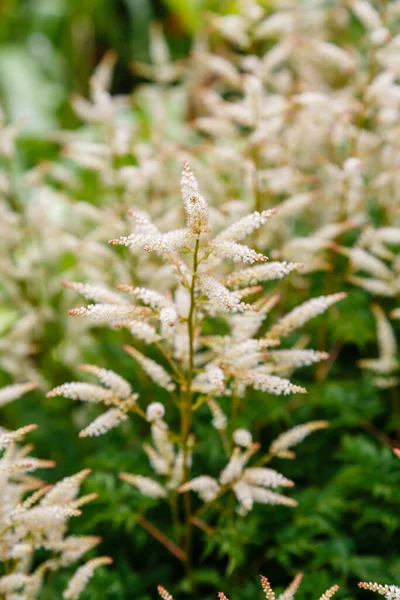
(47, 164), (343, 520)
(0, 388), (108, 599)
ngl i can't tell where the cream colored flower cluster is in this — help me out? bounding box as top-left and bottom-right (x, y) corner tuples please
(187, 0), (400, 386)
(48, 166), (344, 520)
(159, 572), (338, 600)
(0, 384), (110, 600)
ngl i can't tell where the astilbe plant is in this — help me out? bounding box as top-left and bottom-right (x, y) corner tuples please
(48, 164), (345, 583)
(0, 98), (135, 385)
(4, 0), (397, 391)
(184, 0), (400, 385)
(0, 46), (198, 386)
(359, 582), (400, 600)
(1, 1), (398, 592)
(158, 573), (339, 600)
(157, 572), (400, 600)
(0, 384), (110, 600)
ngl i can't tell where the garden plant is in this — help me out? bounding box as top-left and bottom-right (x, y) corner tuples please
(0, 0), (399, 599)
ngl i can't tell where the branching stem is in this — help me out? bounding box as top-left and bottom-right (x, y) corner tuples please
(181, 235), (200, 590)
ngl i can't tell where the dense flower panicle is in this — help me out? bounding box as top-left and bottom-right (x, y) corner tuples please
(337, 246), (393, 280)
(146, 402), (165, 422)
(223, 261), (302, 288)
(47, 378), (137, 437)
(79, 408), (128, 437)
(268, 349), (329, 369)
(268, 293), (347, 338)
(33, 127), (367, 579)
(199, 275), (252, 312)
(179, 476), (221, 502)
(233, 429), (252, 448)
(143, 443), (170, 476)
(242, 467), (294, 488)
(47, 383), (119, 406)
(145, 229), (192, 254)
(62, 281), (129, 305)
(79, 364), (132, 398)
(373, 376), (399, 389)
(48, 165), (338, 526)
(260, 575), (276, 600)
(352, 0), (382, 30)
(371, 304), (397, 359)
(119, 473), (167, 498)
(41, 469), (91, 505)
(124, 345), (176, 391)
(215, 209), (276, 243)
(0, 424), (38, 450)
(2, 452), (55, 471)
(231, 286), (264, 301)
(0, 460), (35, 474)
(191, 370), (224, 395)
(0, 382), (37, 408)
(206, 364), (225, 393)
(237, 370), (307, 396)
(180, 160), (199, 203)
(211, 240), (267, 264)
(211, 574), (340, 600)
(167, 449), (186, 491)
(63, 557), (113, 600)
(208, 399), (227, 431)
(117, 285), (171, 309)
(250, 487), (298, 508)
(150, 421), (175, 468)
(230, 300), (280, 341)
(205, 337), (278, 360)
(0, 573), (32, 594)
(278, 573), (304, 600)
(358, 304), (398, 378)
(68, 303), (152, 326)
(160, 305), (178, 332)
(108, 211), (159, 250)
(158, 585), (175, 600)
(232, 480), (254, 513)
(54, 536), (102, 566)
(369, 227), (400, 246)
(359, 582), (400, 600)
(347, 276), (396, 297)
(308, 39), (355, 72)
(220, 440), (261, 475)
(110, 228), (191, 254)
(318, 586), (340, 600)
(219, 447), (249, 486)
(9, 504), (82, 526)
(225, 459), (298, 513)
(0, 420), (102, 599)
(270, 421), (329, 457)
(125, 320), (161, 344)
(181, 162), (209, 235)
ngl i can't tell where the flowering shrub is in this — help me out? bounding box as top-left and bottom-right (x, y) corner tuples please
(47, 165), (344, 585)
(0, 384), (109, 600)
(0, 0), (399, 598)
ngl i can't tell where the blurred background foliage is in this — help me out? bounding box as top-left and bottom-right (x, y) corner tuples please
(0, 0), (209, 131)
(1, 1), (400, 599)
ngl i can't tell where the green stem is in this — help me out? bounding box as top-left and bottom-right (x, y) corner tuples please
(181, 235), (200, 591)
(155, 341), (186, 384)
(231, 386), (240, 447)
(170, 492), (180, 543)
